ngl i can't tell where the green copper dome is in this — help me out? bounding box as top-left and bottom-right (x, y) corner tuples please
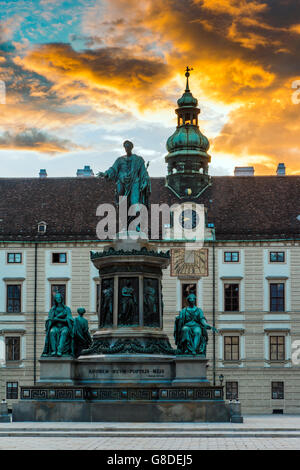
(166, 126), (209, 156)
(177, 90), (198, 108)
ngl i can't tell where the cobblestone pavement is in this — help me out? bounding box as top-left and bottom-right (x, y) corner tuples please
(1, 416), (300, 450)
(3, 414), (300, 429)
(0, 436), (300, 450)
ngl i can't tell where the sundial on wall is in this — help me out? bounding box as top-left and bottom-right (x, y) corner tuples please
(170, 248), (208, 278)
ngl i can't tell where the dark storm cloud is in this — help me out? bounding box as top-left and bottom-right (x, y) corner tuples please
(0, 128), (84, 154)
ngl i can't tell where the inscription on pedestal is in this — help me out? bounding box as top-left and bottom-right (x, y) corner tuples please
(88, 367), (166, 378)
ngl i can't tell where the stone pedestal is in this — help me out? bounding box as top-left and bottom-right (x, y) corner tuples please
(38, 354), (210, 385)
(173, 356), (209, 385)
(89, 237), (169, 337)
(39, 356), (75, 384)
(13, 400), (230, 423)
(13, 353), (230, 422)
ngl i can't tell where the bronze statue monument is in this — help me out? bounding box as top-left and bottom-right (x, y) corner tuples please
(16, 70), (236, 424)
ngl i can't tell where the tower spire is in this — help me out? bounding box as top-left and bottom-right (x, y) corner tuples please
(185, 66), (193, 92)
(165, 67), (211, 198)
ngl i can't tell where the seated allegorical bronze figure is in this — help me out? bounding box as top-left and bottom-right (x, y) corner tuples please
(72, 307), (93, 357)
(174, 293), (218, 355)
(42, 292), (74, 357)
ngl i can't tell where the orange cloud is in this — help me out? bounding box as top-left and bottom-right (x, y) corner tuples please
(196, 0), (268, 17)
(14, 42), (171, 115)
(212, 80), (300, 174)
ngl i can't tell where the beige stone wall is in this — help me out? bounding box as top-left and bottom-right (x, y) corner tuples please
(1, 240), (300, 414)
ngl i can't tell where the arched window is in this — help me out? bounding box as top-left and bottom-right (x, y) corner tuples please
(185, 113), (191, 125)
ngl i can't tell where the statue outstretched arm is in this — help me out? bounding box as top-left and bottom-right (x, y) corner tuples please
(198, 311), (218, 333)
(97, 159), (119, 180)
(202, 318), (218, 333)
(97, 168), (114, 179)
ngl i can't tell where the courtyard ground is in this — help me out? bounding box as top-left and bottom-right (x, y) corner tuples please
(0, 415), (300, 450)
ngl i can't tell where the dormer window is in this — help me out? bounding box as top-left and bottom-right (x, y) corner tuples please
(38, 221), (47, 234)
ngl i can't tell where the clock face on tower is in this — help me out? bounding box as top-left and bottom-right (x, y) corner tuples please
(179, 209), (199, 230)
(170, 248), (208, 277)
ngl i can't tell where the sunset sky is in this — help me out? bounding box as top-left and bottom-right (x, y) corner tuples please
(0, 0), (300, 177)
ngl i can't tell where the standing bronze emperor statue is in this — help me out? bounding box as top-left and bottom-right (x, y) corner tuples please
(97, 140), (151, 209)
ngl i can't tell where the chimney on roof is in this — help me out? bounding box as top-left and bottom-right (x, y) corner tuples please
(234, 166), (254, 176)
(39, 169), (47, 178)
(276, 163), (286, 176)
(76, 165), (94, 177)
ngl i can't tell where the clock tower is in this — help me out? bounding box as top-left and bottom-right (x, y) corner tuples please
(165, 67), (211, 198)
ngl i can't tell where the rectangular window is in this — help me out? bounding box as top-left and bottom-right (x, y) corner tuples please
(52, 252), (67, 263)
(270, 336), (285, 361)
(6, 285), (21, 313)
(224, 336), (239, 361)
(7, 253), (22, 263)
(226, 381), (238, 400)
(5, 337), (20, 361)
(6, 382), (18, 399)
(272, 381), (284, 399)
(224, 284), (239, 311)
(270, 283), (285, 312)
(224, 252), (239, 262)
(181, 283), (197, 308)
(51, 284), (66, 306)
(270, 252), (285, 263)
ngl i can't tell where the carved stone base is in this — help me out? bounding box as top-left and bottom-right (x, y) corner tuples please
(38, 354), (209, 385)
(82, 328), (174, 356)
(13, 396), (230, 422)
(13, 355), (234, 422)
